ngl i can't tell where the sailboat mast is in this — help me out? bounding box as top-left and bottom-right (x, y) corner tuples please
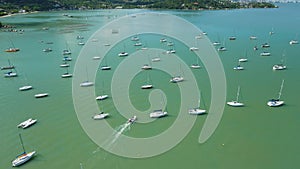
(278, 80), (284, 100)
(236, 86), (240, 102)
(19, 134), (26, 153)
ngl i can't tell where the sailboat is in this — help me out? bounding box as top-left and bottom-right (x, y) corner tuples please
(93, 112), (109, 120)
(141, 73), (153, 89)
(100, 57), (111, 70)
(1, 59), (15, 70)
(170, 65), (184, 83)
(61, 68), (72, 78)
(273, 53), (287, 70)
(190, 57), (201, 69)
(19, 73), (33, 91)
(233, 61), (244, 70)
(238, 50), (248, 62)
(4, 69), (17, 78)
(118, 44), (129, 57)
(12, 134), (36, 167)
(150, 93), (168, 118)
(267, 80), (285, 107)
(188, 91), (206, 115)
(227, 86), (244, 107)
(80, 67), (94, 87)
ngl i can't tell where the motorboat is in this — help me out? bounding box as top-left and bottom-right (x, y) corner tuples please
(62, 56), (72, 61)
(134, 42), (142, 46)
(60, 62), (70, 67)
(127, 116), (137, 124)
(17, 118), (37, 129)
(96, 95), (108, 100)
(141, 64), (152, 70)
(218, 46), (227, 51)
(229, 36), (236, 40)
(261, 43), (270, 48)
(43, 48), (52, 52)
(289, 40), (298, 45)
(151, 57), (161, 62)
(5, 47), (20, 52)
(62, 49), (71, 55)
(238, 58), (248, 62)
(212, 41), (221, 46)
(100, 66), (111, 70)
(93, 56), (101, 60)
(160, 38), (167, 43)
(189, 47), (199, 51)
(19, 85), (33, 91)
(34, 93), (48, 98)
(170, 76), (184, 83)
(80, 81), (94, 87)
(118, 52), (128, 57)
(61, 72), (72, 78)
(272, 64), (286, 70)
(233, 65), (244, 70)
(78, 41), (85, 45)
(131, 36), (139, 41)
(190, 64), (201, 69)
(188, 108), (206, 115)
(92, 112), (109, 120)
(260, 52), (271, 56)
(141, 84), (153, 89)
(150, 109), (167, 118)
(166, 49), (176, 54)
(249, 36), (257, 40)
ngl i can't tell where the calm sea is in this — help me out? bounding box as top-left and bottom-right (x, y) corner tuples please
(1, 3), (300, 169)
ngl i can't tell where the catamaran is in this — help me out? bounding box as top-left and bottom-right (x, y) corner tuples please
(17, 118), (37, 129)
(12, 134), (36, 167)
(267, 80), (285, 107)
(227, 86), (244, 107)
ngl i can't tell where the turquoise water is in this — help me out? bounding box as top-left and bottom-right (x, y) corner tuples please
(1, 3), (300, 169)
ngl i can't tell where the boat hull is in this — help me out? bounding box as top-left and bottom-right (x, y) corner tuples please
(12, 151), (36, 167)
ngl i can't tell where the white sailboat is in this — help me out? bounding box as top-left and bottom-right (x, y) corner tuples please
(273, 53), (287, 71)
(267, 80), (285, 107)
(141, 73), (153, 89)
(61, 68), (72, 78)
(260, 51), (271, 56)
(100, 57), (111, 70)
(188, 92), (206, 115)
(233, 61), (244, 70)
(92, 112), (109, 120)
(4, 70), (18, 77)
(227, 86), (244, 107)
(190, 57), (201, 69)
(1, 59), (15, 70)
(80, 67), (94, 87)
(150, 93), (168, 118)
(12, 134), (36, 167)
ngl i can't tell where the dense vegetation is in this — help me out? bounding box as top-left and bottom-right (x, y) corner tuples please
(0, 0), (276, 17)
